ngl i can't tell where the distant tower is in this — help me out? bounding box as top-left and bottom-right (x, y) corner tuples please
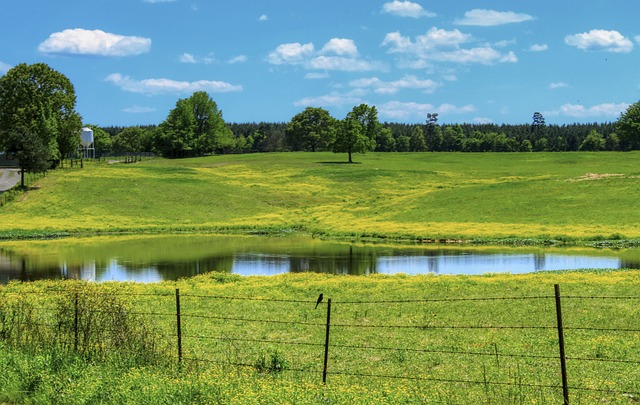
(80, 127), (95, 158)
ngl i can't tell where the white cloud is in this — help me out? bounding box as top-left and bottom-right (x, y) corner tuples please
(377, 101), (475, 120)
(474, 117), (494, 124)
(105, 73), (242, 95)
(38, 28), (151, 56)
(227, 55), (247, 64)
(565, 29), (633, 53)
(455, 9), (534, 26)
(259, 14), (269, 22)
(307, 56), (379, 72)
(269, 38), (383, 72)
(123, 105), (157, 113)
(381, 1), (435, 18)
(529, 44), (548, 52)
(546, 102), (629, 118)
(268, 42), (315, 65)
(0, 61), (11, 74)
(382, 27), (517, 65)
(322, 38), (358, 56)
(549, 82), (569, 89)
(179, 53), (197, 63)
(179, 52), (216, 64)
(294, 92), (363, 108)
(349, 75), (440, 94)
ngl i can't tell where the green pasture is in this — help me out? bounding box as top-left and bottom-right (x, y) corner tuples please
(1, 270), (640, 404)
(1, 152), (639, 242)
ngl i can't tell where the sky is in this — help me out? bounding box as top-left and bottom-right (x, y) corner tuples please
(1, 0), (639, 127)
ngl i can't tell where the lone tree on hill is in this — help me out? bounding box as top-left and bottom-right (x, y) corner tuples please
(333, 104), (378, 163)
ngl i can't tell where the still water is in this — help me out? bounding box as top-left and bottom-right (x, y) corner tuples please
(0, 234), (638, 283)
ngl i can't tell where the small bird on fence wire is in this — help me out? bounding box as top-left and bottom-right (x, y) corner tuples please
(315, 293), (323, 309)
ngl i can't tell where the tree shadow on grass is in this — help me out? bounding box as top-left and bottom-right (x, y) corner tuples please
(316, 161), (363, 165)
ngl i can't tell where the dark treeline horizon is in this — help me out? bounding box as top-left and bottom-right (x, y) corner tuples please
(100, 120), (623, 153)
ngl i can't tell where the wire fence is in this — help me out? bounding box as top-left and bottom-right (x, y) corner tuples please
(1, 284), (639, 403)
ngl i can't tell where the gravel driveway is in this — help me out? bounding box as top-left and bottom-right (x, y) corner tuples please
(0, 168), (20, 192)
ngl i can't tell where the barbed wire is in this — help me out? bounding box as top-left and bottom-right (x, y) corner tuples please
(182, 334), (325, 348)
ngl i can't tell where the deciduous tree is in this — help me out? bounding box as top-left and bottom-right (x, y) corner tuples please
(0, 63), (82, 168)
(333, 104), (378, 163)
(616, 101), (640, 150)
(285, 107), (337, 151)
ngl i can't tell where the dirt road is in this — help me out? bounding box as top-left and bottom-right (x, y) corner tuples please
(0, 169), (20, 192)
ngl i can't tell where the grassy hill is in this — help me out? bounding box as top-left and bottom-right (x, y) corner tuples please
(1, 152), (639, 242)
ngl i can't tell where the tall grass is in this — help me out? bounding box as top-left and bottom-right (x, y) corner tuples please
(1, 271), (639, 403)
(0, 152), (638, 242)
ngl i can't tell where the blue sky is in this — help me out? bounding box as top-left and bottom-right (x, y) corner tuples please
(1, 1), (639, 127)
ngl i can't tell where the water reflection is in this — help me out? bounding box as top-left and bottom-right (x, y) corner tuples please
(0, 234), (638, 283)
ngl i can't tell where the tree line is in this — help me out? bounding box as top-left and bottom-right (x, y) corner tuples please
(99, 114), (625, 156)
(2, 63), (640, 183)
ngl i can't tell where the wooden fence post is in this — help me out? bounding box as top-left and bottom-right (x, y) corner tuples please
(322, 298), (332, 384)
(176, 288), (183, 364)
(554, 284), (569, 405)
(74, 292), (79, 352)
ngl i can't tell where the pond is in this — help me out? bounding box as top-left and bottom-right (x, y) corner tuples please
(0, 234), (638, 283)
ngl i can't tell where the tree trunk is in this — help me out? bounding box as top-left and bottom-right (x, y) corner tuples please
(348, 151), (353, 163)
(20, 168), (24, 188)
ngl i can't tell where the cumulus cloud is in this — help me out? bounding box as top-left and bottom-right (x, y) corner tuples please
(259, 14), (268, 21)
(269, 38), (384, 72)
(179, 53), (197, 63)
(381, 1), (435, 18)
(565, 29), (633, 53)
(377, 101), (475, 120)
(455, 9), (534, 26)
(227, 55), (247, 64)
(0, 61), (11, 74)
(38, 28), (151, 56)
(547, 102), (629, 118)
(268, 42), (315, 65)
(474, 117), (494, 124)
(382, 27), (518, 65)
(322, 38), (358, 56)
(349, 75), (440, 94)
(105, 73), (242, 95)
(529, 44), (548, 52)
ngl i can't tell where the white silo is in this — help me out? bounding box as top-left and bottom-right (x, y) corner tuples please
(79, 127), (95, 158)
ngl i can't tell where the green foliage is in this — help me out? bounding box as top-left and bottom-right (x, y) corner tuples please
(334, 104), (378, 162)
(0, 63), (82, 167)
(254, 350), (289, 373)
(409, 126), (426, 151)
(616, 100), (640, 150)
(156, 92), (232, 158)
(285, 107), (337, 152)
(579, 129), (606, 151)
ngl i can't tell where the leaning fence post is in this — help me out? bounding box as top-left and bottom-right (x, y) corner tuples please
(176, 288), (183, 364)
(554, 284), (569, 405)
(322, 298), (332, 384)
